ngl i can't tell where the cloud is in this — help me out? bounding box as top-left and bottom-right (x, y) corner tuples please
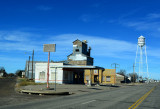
(119, 19), (160, 38)
(146, 13), (160, 19)
(111, 11), (160, 37)
(121, 20), (160, 32)
(0, 31), (31, 42)
(0, 42), (41, 51)
(1, 31), (160, 60)
(0, 31), (42, 52)
(0, 31), (137, 59)
(36, 6), (52, 11)
(48, 34), (137, 59)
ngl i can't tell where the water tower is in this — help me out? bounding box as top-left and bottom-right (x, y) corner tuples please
(135, 35), (149, 81)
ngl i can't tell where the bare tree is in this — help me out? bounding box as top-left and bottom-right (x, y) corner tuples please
(129, 73), (138, 82)
(15, 70), (24, 77)
(117, 69), (126, 76)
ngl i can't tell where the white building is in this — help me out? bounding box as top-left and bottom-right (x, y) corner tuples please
(35, 62), (99, 84)
(35, 62), (73, 84)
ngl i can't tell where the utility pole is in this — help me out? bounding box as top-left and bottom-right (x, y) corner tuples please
(28, 56), (30, 79)
(133, 63), (135, 83)
(32, 49), (34, 80)
(111, 63), (120, 85)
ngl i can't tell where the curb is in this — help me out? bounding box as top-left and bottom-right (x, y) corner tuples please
(19, 89), (70, 95)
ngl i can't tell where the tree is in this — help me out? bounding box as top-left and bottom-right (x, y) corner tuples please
(117, 69), (126, 76)
(8, 73), (15, 77)
(0, 67), (8, 77)
(129, 73), (138, 82)
(15, 70), (24, 77)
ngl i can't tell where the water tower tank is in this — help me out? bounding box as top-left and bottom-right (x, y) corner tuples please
(138, 35), (145, 47)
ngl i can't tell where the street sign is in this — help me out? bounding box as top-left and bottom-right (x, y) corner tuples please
(43, 44), (56, 52)
(43, 44), (56, 89)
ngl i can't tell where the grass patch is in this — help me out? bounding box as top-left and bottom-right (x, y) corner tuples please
(18, 78), (45, 86)
(17, 78), (59, 86)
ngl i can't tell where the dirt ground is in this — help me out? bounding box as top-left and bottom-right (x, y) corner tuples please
(0, 78), (55, 107)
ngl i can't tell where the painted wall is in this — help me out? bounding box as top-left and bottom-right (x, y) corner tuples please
(116, 74), (124, 83)
(69, 54), (87, 61)
(84, 69), (91, 84)
(102, 69), (124, 84)
(102, 69), (116, 85)
(84, 69), (103, 84)
(84, 69), (124, 85)
(35, 63), (64, 84)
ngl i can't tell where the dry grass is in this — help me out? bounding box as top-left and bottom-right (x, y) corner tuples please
(17, 78), (45, 86)
(17, 78), (58, 86)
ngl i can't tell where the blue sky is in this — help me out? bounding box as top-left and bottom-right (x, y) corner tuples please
(0, 0), (160, 79)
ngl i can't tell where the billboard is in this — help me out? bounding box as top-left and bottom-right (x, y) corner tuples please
(43, 44), (56, 52)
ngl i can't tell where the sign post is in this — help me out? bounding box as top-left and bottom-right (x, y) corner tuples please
(43, 44), (56, 88)
(55, 67), (57, 91)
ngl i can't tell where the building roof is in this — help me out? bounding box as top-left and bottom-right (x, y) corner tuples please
(116, 74), (124, 77)
(50, 65), (104, 69)
(72, 39), (81, 43)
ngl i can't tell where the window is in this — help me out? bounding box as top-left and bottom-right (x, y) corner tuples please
(39, 71), (45, 80)
(106, 76), (111, 82)
(86, 75), (89, 80)
(94, 70), (98, 74)
(75, 49), (79, 52)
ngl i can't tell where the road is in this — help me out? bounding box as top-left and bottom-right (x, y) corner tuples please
(0, 80), (159, 109)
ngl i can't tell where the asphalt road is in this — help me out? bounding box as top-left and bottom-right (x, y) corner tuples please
(0, 80), (159, 109)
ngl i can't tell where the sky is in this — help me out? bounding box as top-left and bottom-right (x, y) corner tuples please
(0, 0), (160, 79)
